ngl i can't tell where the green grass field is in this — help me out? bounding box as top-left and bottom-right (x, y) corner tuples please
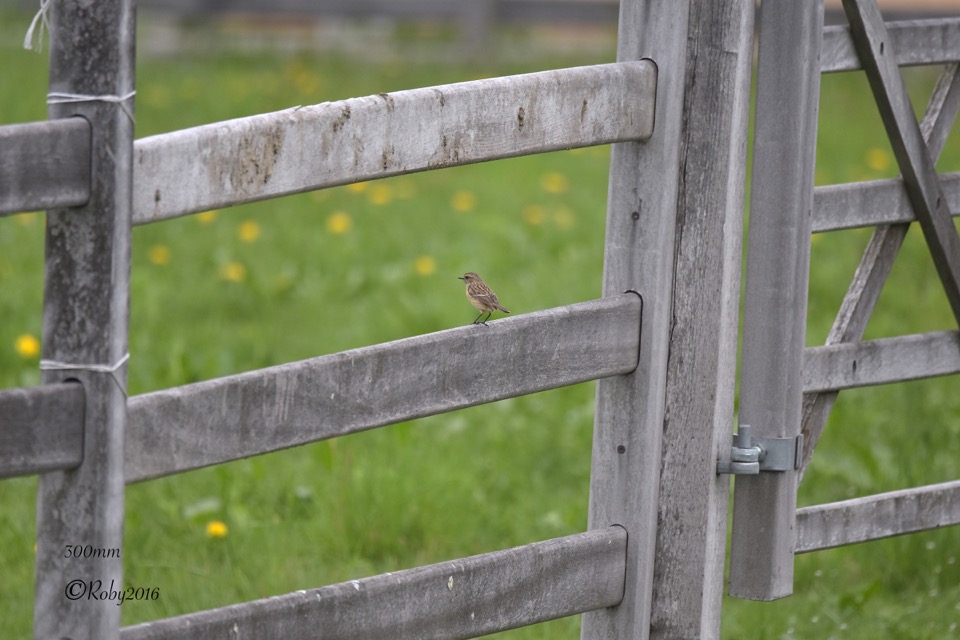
(2, 10), (960, 639)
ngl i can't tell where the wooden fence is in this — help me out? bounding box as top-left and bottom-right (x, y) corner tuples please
(1, 0), (959, 638)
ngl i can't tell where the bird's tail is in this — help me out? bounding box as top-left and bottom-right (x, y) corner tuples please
(497, 305), (510, 313)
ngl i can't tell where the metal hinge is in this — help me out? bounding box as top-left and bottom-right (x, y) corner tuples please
(717, 424), (803, 475)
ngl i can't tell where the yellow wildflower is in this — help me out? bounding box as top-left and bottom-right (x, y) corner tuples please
(451, 191), (476, 213)
(197, 210), (218, 225)
(237, 220), (261, 243)
(347, 182), (368, 194)
(148, 244), (170, 266)
(327, 211), (352, 235)
(219, 262), (247, 283)
(414, 255), (436, 276)
(866, 147), (891, 172)
(15, 334), (40, 359)
(540, 172), (569, 194)
(368, 184), (393, 206)
(16, 212), (37, 226)
(205, 520), (228, 539)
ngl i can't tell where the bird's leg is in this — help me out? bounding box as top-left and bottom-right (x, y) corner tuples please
(472, 311), (485, 325)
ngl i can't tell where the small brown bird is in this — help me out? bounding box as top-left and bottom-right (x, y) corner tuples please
(459, 272), (510, 325)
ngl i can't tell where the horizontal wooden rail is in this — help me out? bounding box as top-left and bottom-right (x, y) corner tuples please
(125, 294), (641, 482)
(822, 18), (960, 74)
(0, 383), (85, 478)
(0, 118), (90, 216)
(3, 297), (639, 482)
(796, 481), (960, 552)
(122, 526), (627, 640)
(131, 61), (657, 224)
(813, 172), (960, 233)
(802, 330), (960, 393)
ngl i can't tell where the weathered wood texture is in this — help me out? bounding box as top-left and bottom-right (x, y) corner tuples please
(0, 383), (84, 478)
(802, 330), (960, 393)
(822, 18), (960, 73)
(813, 172), (960, 232)
(122, 527), (627, 640)
(0, 118), (90, 216)
(33, 0), (135, 638)
(648, 0), (753, 635)
(796, 481), (960, 552)
(126, 295), (641, 482)
(800, 64), (960, 474)
(844, 0), (960, 325)
(132, 62), (656, 224)
(813, 59), (960, 236)
(582, 1), (691, 638)
(730, 0), (823, 601)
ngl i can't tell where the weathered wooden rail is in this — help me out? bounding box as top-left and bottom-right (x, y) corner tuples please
(1, 295), (642, 482)
(796, 481), (960, 553)
(132, 62), (656, 222)
(3, 0), (960, 638)
(1, 61), (656, 219)
(122, 527), (628, 640)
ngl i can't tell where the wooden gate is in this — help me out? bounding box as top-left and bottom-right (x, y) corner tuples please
(1, 0), (958, 638)
(730, 0), (960, 601)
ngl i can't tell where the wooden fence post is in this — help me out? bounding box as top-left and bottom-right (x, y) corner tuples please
(34, 0), (135, 638)
(648, 0), (754, 635)
(581, 0), (692, 638)
(729, 0), (824, 600)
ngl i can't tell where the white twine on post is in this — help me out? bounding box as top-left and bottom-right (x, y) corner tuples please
(40, 352), (131, 395)
(47, 91), (137, 124)
(23, 0), (52, 52)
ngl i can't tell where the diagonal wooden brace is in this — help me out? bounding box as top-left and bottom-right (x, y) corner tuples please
(843, 0), (960, 326)
(800, 63), (960, 475)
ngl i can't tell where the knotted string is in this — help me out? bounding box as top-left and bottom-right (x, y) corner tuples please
(23, 0), (51, 52)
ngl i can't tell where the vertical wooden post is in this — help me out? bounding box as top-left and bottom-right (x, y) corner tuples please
(649, 0), (754, 635)
(34, 1), (135, 638)
(729, 0), (824, 600)
(581, 1), (692, 638)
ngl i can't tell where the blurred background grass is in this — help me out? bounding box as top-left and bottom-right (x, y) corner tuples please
(1, 7), (960, 638)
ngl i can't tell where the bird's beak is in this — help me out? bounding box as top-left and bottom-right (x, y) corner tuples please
(457, 276), (465, 280)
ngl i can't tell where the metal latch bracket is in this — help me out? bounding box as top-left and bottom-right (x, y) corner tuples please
(717, 424), (803, 475)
